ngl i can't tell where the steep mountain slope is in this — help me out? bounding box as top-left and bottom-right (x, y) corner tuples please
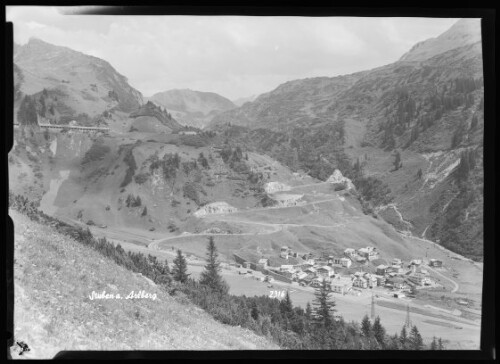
(14, 37), (143, 125)
(10, 209), (277, 358)
(399, 18), (481, 62)
(148, 89), (236, 128)
(208, 19), (484, 260)
(209, 74), (364, 130)
(9, 125), (293, 238)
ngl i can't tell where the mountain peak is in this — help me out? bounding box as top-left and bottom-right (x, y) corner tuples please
(399, 18), (481, 62)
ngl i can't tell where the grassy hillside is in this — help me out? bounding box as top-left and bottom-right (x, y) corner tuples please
(14, 37), (143, 123)
(207, 20), (484, 261)
(11, 209), (277, 358)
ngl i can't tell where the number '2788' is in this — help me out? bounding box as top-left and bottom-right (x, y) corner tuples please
(269, 290), (286, 298)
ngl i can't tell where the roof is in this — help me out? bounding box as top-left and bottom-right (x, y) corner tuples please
(331, 277), (352, 285)
(318, 266), (334, 271)
(388, 277), (405, 283)
(377, 264), (388, 269)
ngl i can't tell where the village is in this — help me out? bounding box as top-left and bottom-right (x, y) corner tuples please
(232, 245), (444, 299)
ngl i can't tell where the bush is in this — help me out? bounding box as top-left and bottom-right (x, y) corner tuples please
(134, 173), (149, 184)
(183, 183), (200, 205)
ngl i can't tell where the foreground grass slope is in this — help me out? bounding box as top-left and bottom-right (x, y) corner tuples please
(11, 210), (277, 358)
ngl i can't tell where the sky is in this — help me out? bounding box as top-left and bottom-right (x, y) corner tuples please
(6, 6), (459, 101)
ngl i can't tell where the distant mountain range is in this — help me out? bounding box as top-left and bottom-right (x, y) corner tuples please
(232, 94), (259, 107)
(146, 89), (236, 129)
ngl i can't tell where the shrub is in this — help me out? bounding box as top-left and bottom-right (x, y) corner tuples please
(134, 173), (149, 184)
(183, 182), (200, 205)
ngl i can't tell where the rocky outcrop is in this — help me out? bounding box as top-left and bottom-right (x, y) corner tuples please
(326, 169), (355, 190)
(264, 181), (291, 194)
(194, 202), (238, 217)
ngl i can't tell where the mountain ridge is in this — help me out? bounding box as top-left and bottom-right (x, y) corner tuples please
(206, 19), (484, 260)
(148, 89), (236, 129)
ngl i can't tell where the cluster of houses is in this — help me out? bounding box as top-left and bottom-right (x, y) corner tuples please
(237, 246), (442, 296)
(343, 247), (380, 263)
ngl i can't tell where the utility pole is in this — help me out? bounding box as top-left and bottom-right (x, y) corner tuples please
(371, 292), (376, 319)
(405, 304), (412, 328)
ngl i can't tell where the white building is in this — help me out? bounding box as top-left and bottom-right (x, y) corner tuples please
(340, 257), (352, 268)
(331, 276), (353, 294)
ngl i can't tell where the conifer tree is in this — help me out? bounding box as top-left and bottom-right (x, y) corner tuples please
(430, 336), (438, 350)
(437, 337), (444, 350)
(280, 291), (294, 319)
(400, 325), (409, 349)
(372, 316), (386, 347)
(361, 314), (372, 337)
(172, 249), (189, 283)
(312, 279), (336, 329)
(387, 333), (400, 350)
(409, 325), (424, 350)
(199, 237), (229, 294)
(250, 301), (259, 320)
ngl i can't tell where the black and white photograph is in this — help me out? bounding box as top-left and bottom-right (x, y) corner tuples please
(5, 6), (493, 358)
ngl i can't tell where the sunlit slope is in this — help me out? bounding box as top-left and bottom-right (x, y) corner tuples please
(11, 210), (277, 358)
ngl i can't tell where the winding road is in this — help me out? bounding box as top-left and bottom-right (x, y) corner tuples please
(426, 265), (460, 293)
(148, 194), (355, 250)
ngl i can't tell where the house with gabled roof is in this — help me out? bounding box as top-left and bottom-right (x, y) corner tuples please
(353, 276), (368, 288)
(317, 266), (335, 278)
(331, 276), (353, 294)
